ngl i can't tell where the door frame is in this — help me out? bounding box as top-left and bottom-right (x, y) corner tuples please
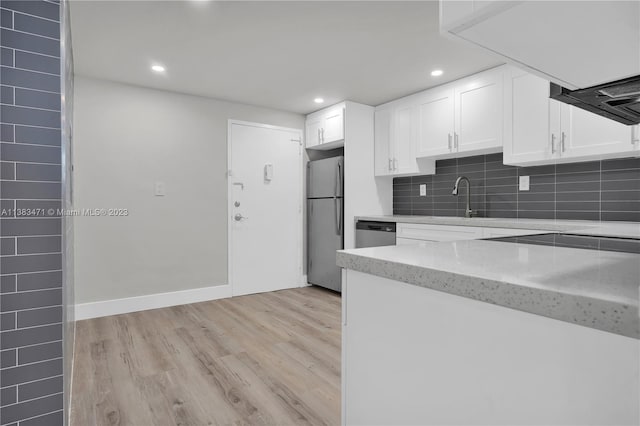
(227, 120), (304, 296)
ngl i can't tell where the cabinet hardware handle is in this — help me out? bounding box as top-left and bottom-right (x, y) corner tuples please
(551, 134), (556, 153)
(388, 159), (393, 171)
(561, 132), (566, 153)
(321, 128), (325, 143)
(448, 133), (452, 150)
(454, 132), (459, 149)
(393, 158), (398, 171)
(318, 128), (321, 144)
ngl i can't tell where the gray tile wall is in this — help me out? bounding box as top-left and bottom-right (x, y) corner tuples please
(393, 153), (640, 222)
(1, 1), (66, 425)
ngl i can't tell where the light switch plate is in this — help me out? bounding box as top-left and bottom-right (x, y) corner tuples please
(519, 176), (530, 191)
(419, 184), (427, 196)
(154, 181), (166, 196)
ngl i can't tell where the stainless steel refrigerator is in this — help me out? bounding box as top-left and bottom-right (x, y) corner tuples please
(307, 156), (343, 292)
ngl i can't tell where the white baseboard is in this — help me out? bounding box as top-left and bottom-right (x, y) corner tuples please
(300, 274), (311, 287)
(75, 284), (232, 320)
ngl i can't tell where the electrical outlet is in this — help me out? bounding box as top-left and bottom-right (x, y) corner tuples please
(519, 176), (530, 191)
(419, 184), (427, 196)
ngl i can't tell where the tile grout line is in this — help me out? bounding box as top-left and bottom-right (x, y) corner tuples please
(599, 160), (602, 222)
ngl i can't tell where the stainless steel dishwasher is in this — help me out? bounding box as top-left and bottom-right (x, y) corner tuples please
(355, 221), (396, 248)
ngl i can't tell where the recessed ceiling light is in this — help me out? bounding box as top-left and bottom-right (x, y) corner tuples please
(431, 69), (443, 77)
(314, 97), (324, 104)
(151, 65), (166, 73)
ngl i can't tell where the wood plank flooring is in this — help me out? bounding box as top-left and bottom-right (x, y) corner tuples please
(70, 286), (341, 426)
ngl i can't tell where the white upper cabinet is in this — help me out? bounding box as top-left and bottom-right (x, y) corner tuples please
(440, 0), (640, 90)
(455, 69), (503, 153)
(503, 69), (558, 165)
(374, 108), (393, 176)
(393, 103), (419, 175)
(322, 105), (345, 144)
(561, 107), (638, 161)
(305, 103), (345, 150)
(417, 87), (455, 157)
(416, 66), (504, 159)
(305, 116), (323, 149)
(374, 100), (435, 177)
(504, 68), (639, 166)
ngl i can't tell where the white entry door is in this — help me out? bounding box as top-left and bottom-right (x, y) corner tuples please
(228, 121), (303, 296)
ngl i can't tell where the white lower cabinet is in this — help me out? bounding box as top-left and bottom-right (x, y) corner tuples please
(504, 68), (639, 166)
(481, 227), (546, 239)
(396, 223), (484, 242)
(343, 269), (639, 425)
(396, 222), (548, 245)
(396, 237), (431, 247)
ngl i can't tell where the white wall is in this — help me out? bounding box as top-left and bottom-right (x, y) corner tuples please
(73, 76), (304, 304)
(344, 101), (392, 249)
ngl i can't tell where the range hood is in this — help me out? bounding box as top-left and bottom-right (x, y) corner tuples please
(550, 76), (640, 126)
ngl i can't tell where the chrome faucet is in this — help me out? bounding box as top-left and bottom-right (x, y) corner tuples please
(452, 176), (475, 218)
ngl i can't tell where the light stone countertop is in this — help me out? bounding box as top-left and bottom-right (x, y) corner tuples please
(355, 215), (640, 239)
(337, 241), (640, 339)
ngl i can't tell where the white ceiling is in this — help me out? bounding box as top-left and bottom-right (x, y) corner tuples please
(69, 1), (502, 114)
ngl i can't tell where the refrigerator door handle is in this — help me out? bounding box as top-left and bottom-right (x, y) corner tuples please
(335, 198), (340, 235)
(307, 200), (312, 273)
(338, 198), (343, 236)
(307, 162), (311, 198)
(335, 161), (342, 198)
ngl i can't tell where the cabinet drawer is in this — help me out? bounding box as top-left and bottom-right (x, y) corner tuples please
(396, 237), (433, 247)
(481, 227), (548, 239)
(397, 223), (484, 241)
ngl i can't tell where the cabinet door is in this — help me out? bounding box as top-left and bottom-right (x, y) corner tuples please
(322, 106), (345, 143)
(305, 117), (323, 148)
(396, 223), (484, 241)
(455, 68), (504, 154)
(417, 88), (455, 158)
(374, 108), (393, 177)
(393, 104), (418, 175)
(481, 227), (547, 239)
(560, 105), (638, 161)
(503, 70), (559, 165)
(396, 237), (432, 247)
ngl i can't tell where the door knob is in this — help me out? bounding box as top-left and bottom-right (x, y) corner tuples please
(234, 214), (247, 221)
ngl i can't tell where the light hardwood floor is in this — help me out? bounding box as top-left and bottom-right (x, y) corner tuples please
(70, 286), (341, 426)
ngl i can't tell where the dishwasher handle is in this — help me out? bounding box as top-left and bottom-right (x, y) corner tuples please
(355, 221), (396, 232)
